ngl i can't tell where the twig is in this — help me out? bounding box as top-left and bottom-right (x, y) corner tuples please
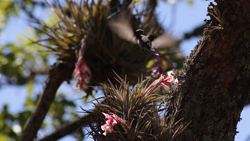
(39, 114), (92, 141)
(20, 59), (75, 141)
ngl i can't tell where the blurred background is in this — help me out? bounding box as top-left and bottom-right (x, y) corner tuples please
(0, 0), (249, 141)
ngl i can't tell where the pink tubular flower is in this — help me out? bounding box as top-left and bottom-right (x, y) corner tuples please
(143, 75), (178, 97)
(112, 114), (126, 126)
(143, 75), (164, 97)
(163, 75), (178, 87)
(73, 35), (91, 90)
(101, 113), (126, 136)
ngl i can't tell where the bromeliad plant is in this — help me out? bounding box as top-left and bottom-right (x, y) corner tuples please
(83, 73), (188, 141)
(36, 0), (184, 97)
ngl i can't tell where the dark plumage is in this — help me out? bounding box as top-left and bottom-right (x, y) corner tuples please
(109, 12), (176, 56)
(134, 29), (158, 55)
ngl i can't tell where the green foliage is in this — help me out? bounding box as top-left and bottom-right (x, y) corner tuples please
(0, 1), (19, 26)
(0, 0), (56, 85)
(0, 93), (81, 140)
(0, 39), (49, 85)
(0, 104), (31, 141)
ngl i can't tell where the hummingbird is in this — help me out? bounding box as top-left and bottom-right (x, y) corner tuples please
(134, 29), (159, 55)
(108, 12), (176, 56)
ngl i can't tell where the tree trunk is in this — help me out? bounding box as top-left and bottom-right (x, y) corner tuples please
(170, 0), (250, 140)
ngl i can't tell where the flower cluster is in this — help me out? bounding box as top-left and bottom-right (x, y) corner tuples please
(73, 36), (91, 90)
(101, 113), (126, 136)
(162, 74), (178, 87)
(143, 75), (178, 97)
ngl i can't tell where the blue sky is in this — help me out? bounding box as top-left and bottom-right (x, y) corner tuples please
(0, 0), (249, 141)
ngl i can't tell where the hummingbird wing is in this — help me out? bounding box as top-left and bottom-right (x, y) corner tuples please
(108, 12), (137, 44)
(147, 35), (158, 42)
(151, 33), (177, 49)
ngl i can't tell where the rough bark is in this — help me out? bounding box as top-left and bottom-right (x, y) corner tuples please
(20, 58), (75, 141)
(169, 0), (250, 141)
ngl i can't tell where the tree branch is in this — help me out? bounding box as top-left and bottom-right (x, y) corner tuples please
(169, 0), (250, 140)
(20, 58), (75, 141)
(39, 114), (92, 141)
